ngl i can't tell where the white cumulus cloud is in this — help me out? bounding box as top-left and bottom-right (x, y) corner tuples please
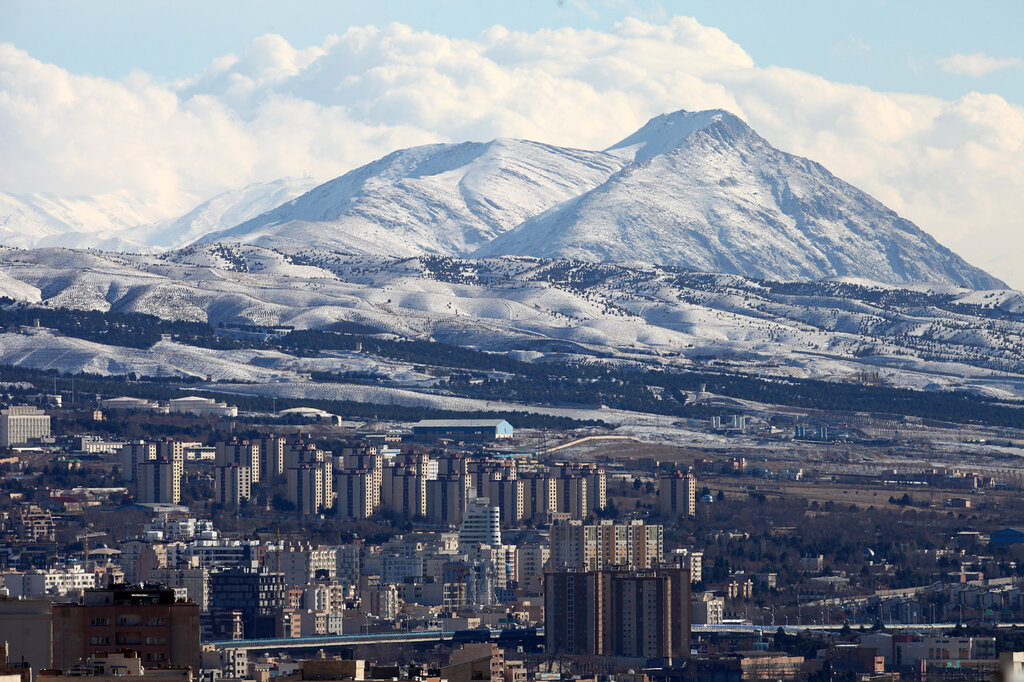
(0, 17), (1022, 287)
(938, 52), (1022, 77)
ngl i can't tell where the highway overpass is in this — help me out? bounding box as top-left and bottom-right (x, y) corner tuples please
(208, 621), (1018, 652)
(207, 627), (544, 652)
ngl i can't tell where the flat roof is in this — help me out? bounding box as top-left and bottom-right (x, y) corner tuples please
(412, 419), (510, 428)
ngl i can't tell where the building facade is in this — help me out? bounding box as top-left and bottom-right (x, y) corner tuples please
(659, 471), (697, 518)
(51, 585), (200, 671)
(214, 465), (251, 508)
(545, 566), (690, 661)
(0, 406), (50, 447)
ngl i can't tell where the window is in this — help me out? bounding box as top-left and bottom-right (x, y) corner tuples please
(116, 615), (142, 626)
(146, 653), (166, 662)
(89, 636), (110, 645)
(146, 617), (167, 626)
(89, 617), (110, 626)
(115, 634), (141, 645)
(145, 636), (167, 645)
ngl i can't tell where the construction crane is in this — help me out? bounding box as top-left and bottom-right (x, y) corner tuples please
(77, 526), (105, 574)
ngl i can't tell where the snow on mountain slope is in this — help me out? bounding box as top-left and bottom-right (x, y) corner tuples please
(0, 190), (168, 250)
(0, 179), (319, 253)
(198, 139), (626, 256)
(133, 178), (320, 249)
(606, 109), (727, 163)
(476, 110), (1003, 290)
(3, 109), (1001, 289)
(0, 247), (1021, 399)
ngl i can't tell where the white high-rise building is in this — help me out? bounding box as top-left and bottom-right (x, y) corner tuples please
(0, 406), (51, 447)
(458, 499), (501, 550)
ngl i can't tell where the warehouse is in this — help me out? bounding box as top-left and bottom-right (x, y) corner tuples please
(411, 419), (513, 440)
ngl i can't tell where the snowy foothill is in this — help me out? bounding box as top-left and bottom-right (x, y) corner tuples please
(0, 246), (1022, 403)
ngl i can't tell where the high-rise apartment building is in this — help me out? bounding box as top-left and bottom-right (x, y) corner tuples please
(544, 570), (602, 656)
(550, 520), (663, 571)
(382, 466), (427, 518)
(544, 566), (690, 661)
(515, 544), (549, 594)
(491, 478), (525, 526)
(335, 468), (379, 519)
(214, 464), (251, 507)
(258, 436), (286, 482)
(555, 476), (589, 520)
(604, 568), (689, 660)
(522, 474), (558, 521)
(120, 442), (156, 483)
(216, 441), (261, 484)
(659, 471), (697, 518)
(288, 461), (333, 516)
(285, 441), (329, 471)
(427, 475), (470, 525)
(137, 451), (183, 504)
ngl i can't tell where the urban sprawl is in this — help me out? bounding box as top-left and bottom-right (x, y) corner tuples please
(2, 391), (1024, 682)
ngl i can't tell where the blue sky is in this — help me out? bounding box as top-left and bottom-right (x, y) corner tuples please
(2, 0), (1022, 104)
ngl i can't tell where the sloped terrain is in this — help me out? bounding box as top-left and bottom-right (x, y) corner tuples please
(0, 109), (1003, 289)
(199, 140), (626, 256)
(0, 245), (1021, 402)
(0, 179), (317, 252)
(477, 111), (1002, 289)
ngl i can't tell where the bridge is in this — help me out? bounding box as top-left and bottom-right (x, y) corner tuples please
(692, 622), (987, 633)
(207, 627), (544, 652)
(208, 622), (1011, 652)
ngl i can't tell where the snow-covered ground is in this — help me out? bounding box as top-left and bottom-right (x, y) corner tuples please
(0, 246), (1021, 402)
(477, 110), (999, 288)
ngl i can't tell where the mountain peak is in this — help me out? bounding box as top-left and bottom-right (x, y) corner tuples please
(479, 109), (1003, 289)
(606, 109), (750, 163)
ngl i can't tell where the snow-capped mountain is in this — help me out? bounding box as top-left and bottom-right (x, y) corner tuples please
(126, 178), (319, 250)
(0, 190), (165, 251)
(198, 139), (626, 255)
(0, 179), (318, 252)
(0, 109), (1003, 289)
(476, 110), (1003, 289)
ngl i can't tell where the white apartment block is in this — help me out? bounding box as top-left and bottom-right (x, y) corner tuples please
(267, 543), (337, 587)
(0, 405), (51, 447)
(2, 566), (96, 597)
